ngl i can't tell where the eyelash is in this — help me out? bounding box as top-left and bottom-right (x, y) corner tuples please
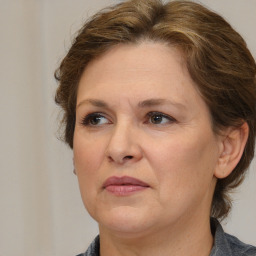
(146, 111), (176, 125)
(80, 111), (176, 127)
(81, 113), (109, 126)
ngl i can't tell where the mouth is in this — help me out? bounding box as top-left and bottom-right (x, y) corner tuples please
(103, 176), (150, 196)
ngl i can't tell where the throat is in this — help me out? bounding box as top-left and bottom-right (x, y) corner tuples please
(98, 220), (213, 256)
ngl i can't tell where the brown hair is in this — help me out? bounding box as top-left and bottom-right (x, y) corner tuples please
(55, 0), (256, 219)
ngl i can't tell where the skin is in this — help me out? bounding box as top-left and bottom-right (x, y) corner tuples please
(73, 42), (247, 256)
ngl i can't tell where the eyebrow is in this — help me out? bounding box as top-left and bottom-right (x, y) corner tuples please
(138, 98), (186, 109)
(76, 99), (108, 109)
(76, 98), (186, 110)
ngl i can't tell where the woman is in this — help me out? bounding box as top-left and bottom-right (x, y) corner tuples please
(55, 0), (256, 255)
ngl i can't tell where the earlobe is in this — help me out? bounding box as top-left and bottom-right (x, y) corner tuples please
(73, 157), (77, 175)
(214, 122), (249, 179)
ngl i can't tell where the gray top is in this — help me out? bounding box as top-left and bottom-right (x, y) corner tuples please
(77, 218), (256, 256)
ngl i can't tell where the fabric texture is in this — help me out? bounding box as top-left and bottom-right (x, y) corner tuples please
(77, 219), (256, 256)
(77, 236), (100, 256)
(210, 218), (256, 256)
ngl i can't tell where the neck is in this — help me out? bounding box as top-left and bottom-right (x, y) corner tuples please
(99, 215), (213, 256)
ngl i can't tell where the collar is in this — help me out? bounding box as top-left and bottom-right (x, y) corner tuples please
(81, 218), (255, 256)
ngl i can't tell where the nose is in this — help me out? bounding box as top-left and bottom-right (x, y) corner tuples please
(105, 122), (143, 165)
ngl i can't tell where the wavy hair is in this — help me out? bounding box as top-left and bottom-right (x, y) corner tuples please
(55, 0), (256, 219)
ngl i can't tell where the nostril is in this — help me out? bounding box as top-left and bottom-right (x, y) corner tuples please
(124, 155), (133, 160)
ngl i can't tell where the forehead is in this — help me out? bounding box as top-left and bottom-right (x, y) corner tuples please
(77, 42), (205, 111)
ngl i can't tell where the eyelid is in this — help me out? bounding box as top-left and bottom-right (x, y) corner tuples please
(147, 111), (176, 120)
(80, 112), (111, 126)
(146, 111), (176, 124)
(79, 111), (176, 127)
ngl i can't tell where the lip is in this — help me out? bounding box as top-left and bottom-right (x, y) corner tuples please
(103, 176), (150, 196)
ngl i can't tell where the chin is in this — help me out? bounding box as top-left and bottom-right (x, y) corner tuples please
(96, 206), (155, 236)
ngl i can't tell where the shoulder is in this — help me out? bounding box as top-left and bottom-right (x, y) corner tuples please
(224, 233), (256, 256)
(76, 236), (100, 256)
(211, 218), (256, 256)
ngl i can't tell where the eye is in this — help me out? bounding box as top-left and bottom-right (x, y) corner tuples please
(146, 112), (176, 125)
(81, 113), (110, 126)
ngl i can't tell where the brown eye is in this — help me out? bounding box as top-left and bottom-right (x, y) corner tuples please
(147, 112), (175, 125)
(150, 114), (164, 124)
(82, 113), (109, 126)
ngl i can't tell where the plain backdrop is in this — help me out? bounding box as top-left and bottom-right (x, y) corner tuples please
(0, 0), (255, 255)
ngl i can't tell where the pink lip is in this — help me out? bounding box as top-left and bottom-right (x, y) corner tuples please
(103, 176), (150, 196)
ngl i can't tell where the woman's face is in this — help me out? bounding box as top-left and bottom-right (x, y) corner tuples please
(74, 42), (222, 236)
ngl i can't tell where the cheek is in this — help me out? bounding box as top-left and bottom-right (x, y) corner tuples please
(147, 135), (218, 219)
(73, 133), (105, 201)
(73, 134), (104, 215)
(73, 131), (105, 173)
(147, 131), (218, 193)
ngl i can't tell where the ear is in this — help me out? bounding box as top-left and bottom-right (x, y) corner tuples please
(214, 122), (249, 179)
(73, 157), (77, 175)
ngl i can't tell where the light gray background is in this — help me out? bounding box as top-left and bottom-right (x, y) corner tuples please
(0, 1), (255, 255)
